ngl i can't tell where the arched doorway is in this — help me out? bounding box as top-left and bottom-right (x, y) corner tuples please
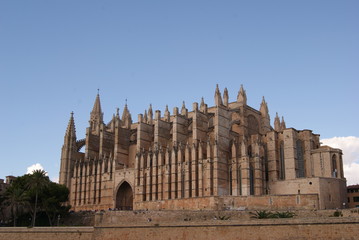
(116, 181), (133, 210)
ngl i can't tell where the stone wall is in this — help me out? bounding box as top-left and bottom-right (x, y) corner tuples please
(0, 227), (93, 240)
(134, 194), (319, 211)
(2, 211), (359, 240)
(91, 219), (359, 240)
(96, 209), (359, 227)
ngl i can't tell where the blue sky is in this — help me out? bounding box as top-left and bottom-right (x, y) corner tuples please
(0, 1), (358, 184)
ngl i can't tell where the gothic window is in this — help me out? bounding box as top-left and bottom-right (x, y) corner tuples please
(248, 145), (253, 158)
(247, 115), (259, 135)
(332, 155), (338, 178)
(229, 166), (233, 195)
(263, 144), (269, 182)
(181, 168), (185, 198)
(237, 166), (242, 195)
(249, 164), (255, 195)
(279, 141), (285, 180)
(296, 140), (305, 178)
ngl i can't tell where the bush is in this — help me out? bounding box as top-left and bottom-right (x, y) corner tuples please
(274, 211), (296, 218)
(333, 210), (343, 217)
(251, 210), (275, 219)
(251, 210), (295, 219)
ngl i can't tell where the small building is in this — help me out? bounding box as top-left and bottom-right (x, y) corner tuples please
(0, 176), (15, 195)
(347, 185), (359, 208)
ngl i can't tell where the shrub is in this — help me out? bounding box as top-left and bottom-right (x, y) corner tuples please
(251, 210), (295, 219)
(251, 210), (275, 219)
(274, 211), (296, 218)
(333, 210), (343, 217)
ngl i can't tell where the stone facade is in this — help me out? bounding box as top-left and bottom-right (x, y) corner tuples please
(59, 85), (347, 211)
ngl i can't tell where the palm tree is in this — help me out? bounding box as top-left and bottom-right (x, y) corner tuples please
(5, 185), (29, 226)
(26, 169), (49, 227)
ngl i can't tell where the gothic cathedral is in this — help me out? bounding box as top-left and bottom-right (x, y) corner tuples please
(59, 85), (347, 211)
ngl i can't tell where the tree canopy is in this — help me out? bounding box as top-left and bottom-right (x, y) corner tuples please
(0, 171), (70, 227)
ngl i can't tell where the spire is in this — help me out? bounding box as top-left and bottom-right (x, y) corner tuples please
(65, 111), (76, 140)
(274, 112), (281, 132)
(59, 112), (77, 187)
(200, 97), (207, 113)
(214, 84), (223, 106)
(260, 96), (269, 117)
(200, 97), (205, 110)
(122, 103), (129, 120)
(148, 104), (153, 124)
(90, 92), (103, 127)
(223, 87), (229, 107)
(164, 105), (170, 122)
(181, 101), (188, 116)
(260, 96), (271, 133)
(116, 107), (119, 117)
(143, 110), (148, 123)
(237, 84), (247, 105)
(280, 116), (286, 130)
(122, 103), (132, 128)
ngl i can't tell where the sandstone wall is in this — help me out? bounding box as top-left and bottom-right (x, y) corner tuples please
(91, 220), (359, 240)
(92, 219), (359, 240)
(2, 215), (359, 240)
(0, 227), (93, 240)
(134, 194), (319, 210)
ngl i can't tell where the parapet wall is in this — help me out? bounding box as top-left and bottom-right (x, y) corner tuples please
(2, 213), (359, 240)
(92, 219), (359, 240)
(0, 227), (93, 240)
(134, 194), (319, 211)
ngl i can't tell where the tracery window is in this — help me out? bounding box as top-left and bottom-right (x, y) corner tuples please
(279, 141), (285, 180)
(332, 155), (338, 178)
(237, 166), (242, 195)
(249, 164), (254, 195)
(296, 140), (305, 178)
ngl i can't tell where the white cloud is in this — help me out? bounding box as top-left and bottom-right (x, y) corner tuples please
(51, 176), (59, 183)
(26, 163), (45, 174)
(322, 136), (359, 185)
(343, 163), (359, 186)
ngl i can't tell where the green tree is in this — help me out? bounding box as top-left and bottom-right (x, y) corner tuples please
(26, 170), (49, 227)
(4, 185), (29, 226)
(0, 190), (8, 225)
(41, 182), (70, 226)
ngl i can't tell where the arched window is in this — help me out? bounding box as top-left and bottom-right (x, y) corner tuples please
(332, 155), (338, 178)
(296, 140), (305, 178)
(279, 141), (285, 180)
(237, 166), (242, 195)
(249, 164), (255, 195)
(229, 166), (233, 195)
(263, 144), (269, 182)
(248, 145), (253, 158)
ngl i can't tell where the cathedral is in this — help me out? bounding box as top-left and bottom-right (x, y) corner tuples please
(59, 85), (347, 211)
